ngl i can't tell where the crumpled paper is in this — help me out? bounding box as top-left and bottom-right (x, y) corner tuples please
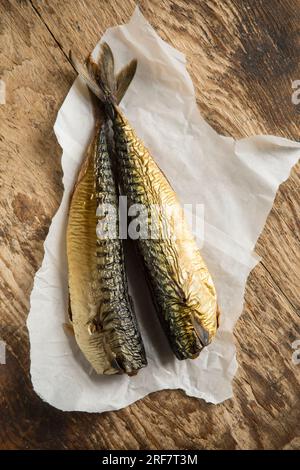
(27, 7), (300, 412)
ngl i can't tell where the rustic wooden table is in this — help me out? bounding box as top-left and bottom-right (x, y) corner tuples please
(0, 0), (299, 450)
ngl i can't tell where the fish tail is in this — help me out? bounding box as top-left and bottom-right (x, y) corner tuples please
(70, 43), (137, 116)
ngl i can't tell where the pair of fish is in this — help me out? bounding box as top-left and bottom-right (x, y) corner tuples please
(66, 43), (219, 375)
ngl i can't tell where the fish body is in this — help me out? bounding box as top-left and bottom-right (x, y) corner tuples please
(95, 124), (147, 374)
(69, 42), (219, 363)
(66, 50), (147, 375)
(112, 108), (219, 360)
(67, 129), (115, 374)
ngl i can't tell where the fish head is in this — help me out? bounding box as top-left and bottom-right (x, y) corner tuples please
(188, 300), (219, 348)
(168, 308), (212, 361)
(181, 275), (219, 347)
(86, 318), (146, 376)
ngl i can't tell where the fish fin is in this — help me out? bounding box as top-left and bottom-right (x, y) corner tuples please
(216, 305), (221, 328)
(69, 50), (105, 102)
(85, 43), (137, 107)
(68, 294), (73, 322)
(63, 322), (75, 336)
(98, 42), (116, 96)
(86, 54), (100, 84)
(84, 44), (116, 105)
(87, 316), (103, 335)
(115, 59), (137, 104)
(70, 43), (137, 116)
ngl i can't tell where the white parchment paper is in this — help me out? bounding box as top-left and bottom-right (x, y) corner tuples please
(27, 7), (300, 412)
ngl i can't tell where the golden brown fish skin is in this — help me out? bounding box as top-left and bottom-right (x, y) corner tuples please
(67, 122), (147, 375)
(112, 108), (219, 360)
(93, 124), (147, 374)
(67, 47), (147, 375)
(67, 129), (118, 375)
(69, 43), (219, 361)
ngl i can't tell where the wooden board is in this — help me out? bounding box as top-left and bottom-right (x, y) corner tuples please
(0, 0), (299, 450)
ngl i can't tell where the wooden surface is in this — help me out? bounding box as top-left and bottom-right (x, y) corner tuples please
(0, 0), (299, 450)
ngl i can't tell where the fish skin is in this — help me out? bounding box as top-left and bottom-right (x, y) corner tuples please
(94, 124), (147, 374)
(66, 123), (147, 375)
(112, 108), (219, 360)
(69, 42), (219, 362)
(67, 130), (116, 375)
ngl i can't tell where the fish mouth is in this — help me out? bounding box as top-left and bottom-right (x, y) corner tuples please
(191, 315), (210, 348)
(126, 369), (139, 377)
(110, 355), (125, 374)
(87, 324), (146, 375)
(111, 355), (144, 376)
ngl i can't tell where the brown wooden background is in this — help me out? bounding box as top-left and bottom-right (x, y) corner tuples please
(0, 0), (299, 450)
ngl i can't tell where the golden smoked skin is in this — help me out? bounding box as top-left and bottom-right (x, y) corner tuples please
(66, 47), (148, 375)
(113, 109), (219, 360)
(68, 42), (218, 364)
(67, 126), (147, 375)
(67, 132), (117, 374)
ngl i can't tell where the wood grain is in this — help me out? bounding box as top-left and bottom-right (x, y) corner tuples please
(0, 0), (299, 450)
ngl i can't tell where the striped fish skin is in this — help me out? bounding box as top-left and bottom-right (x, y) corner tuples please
(94, 125), (147, 374)
(66, 124), (147, 375)
(113, 108), (219, 360)
(67, 130), (115, 375)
